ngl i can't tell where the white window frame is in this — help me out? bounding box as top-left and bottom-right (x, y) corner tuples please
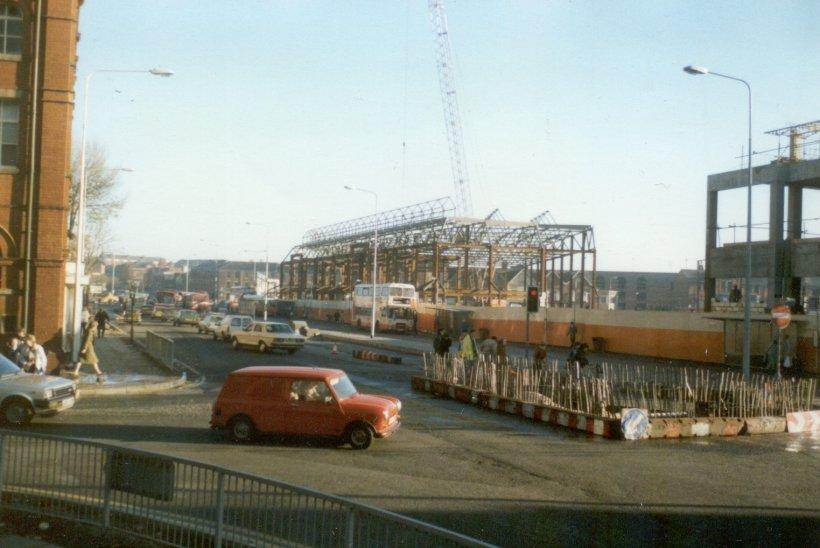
(0, 99), (18, 167)
(0, 5), (22, 56)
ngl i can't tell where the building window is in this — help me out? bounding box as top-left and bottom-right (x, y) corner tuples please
(0, 100), (18, 167)
(0, 5), (22, 55)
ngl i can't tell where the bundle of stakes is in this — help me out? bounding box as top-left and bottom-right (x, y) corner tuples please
(422, 353), (816, 419)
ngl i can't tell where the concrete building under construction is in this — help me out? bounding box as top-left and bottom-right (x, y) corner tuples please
(280, 198), (596, 307)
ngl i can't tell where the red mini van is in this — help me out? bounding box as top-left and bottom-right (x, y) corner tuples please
(211, 366), (401, 449)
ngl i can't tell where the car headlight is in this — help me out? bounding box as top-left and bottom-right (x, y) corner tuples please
(396, 400), (401, 412)
(43, 389), (54, 399)
(382, 409), (389, 420)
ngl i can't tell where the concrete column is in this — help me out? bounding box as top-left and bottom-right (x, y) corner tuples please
(786, 184), (803, 302)
(704, 190), (718, 312)
(768, 178), (785, 306)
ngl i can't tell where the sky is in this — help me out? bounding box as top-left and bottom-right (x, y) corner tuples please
(75, 1), (820, 271)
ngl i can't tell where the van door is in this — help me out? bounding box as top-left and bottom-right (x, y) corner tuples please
(281, 379), (345, 437)
(251, 378), (291, 434)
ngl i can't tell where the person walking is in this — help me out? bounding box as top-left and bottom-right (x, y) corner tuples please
(74, 320), (105, 383)
(81, 305), (91, 334)
(94, 308), (110, 339)
(567, 321), (577, 346)
(460, 329), (478, 371)
(497, 338), (508, 366)
(24, 334), (47, 375)
(534, 344), (547, 371)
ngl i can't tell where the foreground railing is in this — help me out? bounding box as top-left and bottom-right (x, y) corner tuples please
(0, 431), (489, 547)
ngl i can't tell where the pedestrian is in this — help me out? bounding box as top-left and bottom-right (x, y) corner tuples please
(440, 330), (452, 356)
(460, 328), (478, 370)
(497, 338), (508, 366)
(411, 309), (418, 334)
(81, 305), (91, 333)
(730, 285), (742, 303)
(782, 334), (792, 374)
(433, 329), (444, 356)
(24, 334), (47, 375)
(94, 308), (110, 338)
(12, 328), (29, 369)
(74, 320), (105, 383)
(534, 344), (547, 370)
(567, 321), (577, 345)
(479, 335), (498, 358)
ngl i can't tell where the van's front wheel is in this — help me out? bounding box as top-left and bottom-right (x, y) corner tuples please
(229, 416), (255, 442)
(347, 423), (373, 450)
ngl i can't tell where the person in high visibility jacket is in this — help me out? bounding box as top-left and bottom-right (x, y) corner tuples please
(460, 329), (478, 361)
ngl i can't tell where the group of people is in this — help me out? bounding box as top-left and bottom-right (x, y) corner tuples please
(4, 306), (106, 382)
(433, 320), (587, 373)
(6, 328), (47, 374)
(433, 328), (509, 364)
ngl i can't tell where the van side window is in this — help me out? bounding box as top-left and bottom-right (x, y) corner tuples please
(289, 380), (331, 402)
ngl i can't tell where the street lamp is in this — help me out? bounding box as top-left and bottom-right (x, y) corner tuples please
(71, 67), (173, 363)
(344, 185), (379, 338)
(684, 64), (753, 381)
(245, 223), (272, 321)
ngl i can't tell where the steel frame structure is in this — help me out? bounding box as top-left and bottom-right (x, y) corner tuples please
(281, 199), (596, 306)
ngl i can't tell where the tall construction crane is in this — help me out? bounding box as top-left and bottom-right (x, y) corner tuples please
(429, 0), (474, 217)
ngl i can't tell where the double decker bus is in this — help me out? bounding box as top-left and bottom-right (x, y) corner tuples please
(352, 283), (417, 332)
(182, 291), (210, 312)
(154, 290), (180, 320)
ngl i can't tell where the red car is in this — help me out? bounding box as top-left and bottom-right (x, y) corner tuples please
(211, 366), (401, 449)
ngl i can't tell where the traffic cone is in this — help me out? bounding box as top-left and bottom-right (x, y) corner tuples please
(331, 344), (338, 356)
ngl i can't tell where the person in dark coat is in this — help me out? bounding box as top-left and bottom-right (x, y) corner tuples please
(94, 308), (110, 338)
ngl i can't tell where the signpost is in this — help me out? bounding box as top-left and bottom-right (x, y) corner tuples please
(771, 304), (791, 378)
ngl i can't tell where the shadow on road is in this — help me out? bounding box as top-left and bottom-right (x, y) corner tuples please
(20, 422), (360, 450)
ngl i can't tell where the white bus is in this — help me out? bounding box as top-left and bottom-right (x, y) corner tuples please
(352, 283), (417, 333)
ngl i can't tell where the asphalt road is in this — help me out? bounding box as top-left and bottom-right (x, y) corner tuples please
(20, 318), (820, 546)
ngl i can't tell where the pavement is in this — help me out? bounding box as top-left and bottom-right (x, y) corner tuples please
(58, 328), (187, 396)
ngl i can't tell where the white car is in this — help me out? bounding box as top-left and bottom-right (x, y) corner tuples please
(230, 321), (307, 354)
(198, 313), (224, 334)
(214, 315), (253, 341)
(0, 356), (77, 426)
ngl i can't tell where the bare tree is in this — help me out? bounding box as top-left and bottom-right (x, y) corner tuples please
(67, 143), (125, 266)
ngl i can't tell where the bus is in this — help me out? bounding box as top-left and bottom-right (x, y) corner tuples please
(182, 291), (210, 312)
(352, 283), (417, 333)
(154, 290), (181, 320)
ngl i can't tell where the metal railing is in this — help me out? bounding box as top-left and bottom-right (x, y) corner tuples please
(0, 430), (489, 547)
(146, 330), (175, 369)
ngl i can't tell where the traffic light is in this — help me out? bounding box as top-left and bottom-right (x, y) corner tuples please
(526, 286), (539, 312)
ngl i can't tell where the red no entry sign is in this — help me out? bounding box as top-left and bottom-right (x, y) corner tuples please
(771, 304), (791, 329)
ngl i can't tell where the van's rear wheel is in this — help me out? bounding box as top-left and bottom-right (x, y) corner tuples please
(258, 341), (268, 353)
(229, 416), (255, 442)
(347, 423), (373, 450)
(2, 398), (33, 427)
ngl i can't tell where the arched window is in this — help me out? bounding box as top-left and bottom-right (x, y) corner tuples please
(0, 4), (22, 55)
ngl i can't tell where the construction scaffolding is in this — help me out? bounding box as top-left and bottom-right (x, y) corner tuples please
(281, 198), (597, 307)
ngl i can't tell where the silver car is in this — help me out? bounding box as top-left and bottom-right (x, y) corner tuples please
(0, 356), (77, 426)
(198, 313), (224, 334)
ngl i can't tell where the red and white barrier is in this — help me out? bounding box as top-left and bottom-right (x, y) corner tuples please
(786, 411), (820, 434)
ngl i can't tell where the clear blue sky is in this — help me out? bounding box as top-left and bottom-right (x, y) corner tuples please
(75, 0), (819, 271)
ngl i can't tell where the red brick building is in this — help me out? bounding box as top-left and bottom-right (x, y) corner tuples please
(0, 1), (81, 363)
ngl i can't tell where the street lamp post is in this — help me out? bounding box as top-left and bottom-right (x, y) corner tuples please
(684, 65), (753, 381)
(344, 186), (379, 338)
(244, 224), (271, 321)
(71, 67), (172, 363)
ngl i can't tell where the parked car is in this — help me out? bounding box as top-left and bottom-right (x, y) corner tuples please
(173, 309), (200, 326)
(122, 309), (142, 324)
(230, 321), (306, 354)
(210, 366), (401, 449)
(214, 315), (253, 341)
(198, 313), (224, 334)
(0, 355), (77, 426)
(140, 303), (155, 317)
